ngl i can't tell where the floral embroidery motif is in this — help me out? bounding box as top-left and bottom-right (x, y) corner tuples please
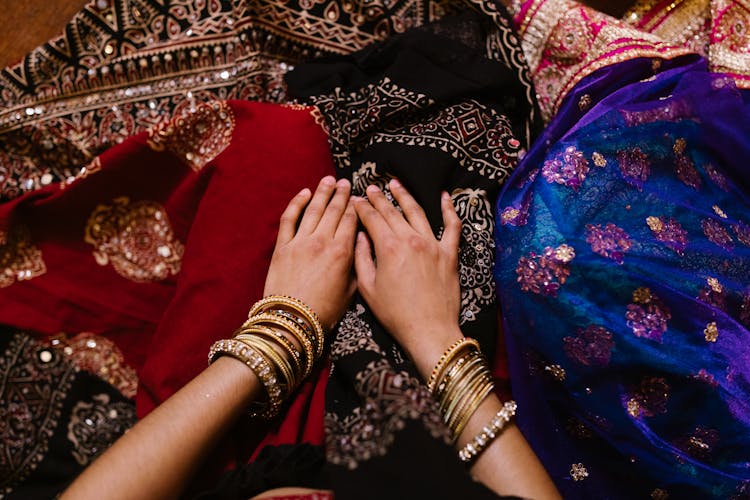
(84, 197), (184, 283)
(570, 462), (589, 481)
(0, 333), (77, 496)
(626, 287), (671, 342)
(693, 368), (718, 387)
(618, 147), (651, 189)
(352, 162), (395, 204)
(705, 163), (730, 191)
(66, 393), (137, 466)
(704, 322), (719, 343)
(733, 221), (750, 247)
(563, 325), (615, 367)
(624, 376), (670, 418)
(698, 277), (727, 311)
(702, 218), (734, 251)
(331, 304), (383, 360)
(585, 223), (632, 264)
(592, 152), (607, 167)
(647, 216), (688, 254)
(500, 194), (532, 227)
(711, 0), (750, 89)
(673, 139), (702, 189)
(147, 101), (235, 170)
(0, 225), (46, 288)
(674, 427), (719, 462)
(516, 244), (575, 297)
(325, 359), (450, 469)
(544, 364), (566, 381)
(50, 333), (138, 398)
(453, 189), (496, 324)
(541, 146), (590, 190)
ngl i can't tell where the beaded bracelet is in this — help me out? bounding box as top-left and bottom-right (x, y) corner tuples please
(458, 400), (517, 463)
(235, 327), (302, 381)
(208, 338), (284, 418)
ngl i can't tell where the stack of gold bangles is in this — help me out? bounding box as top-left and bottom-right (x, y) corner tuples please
(427, 337), (517, 463)
(207, 295), (324, 419)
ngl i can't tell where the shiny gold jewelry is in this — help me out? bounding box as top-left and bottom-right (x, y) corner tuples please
(208, 338), (283, 418)
(235, 328), (302, 384)
(438, 354), (484, 412)
(443, 361), (491, 434)
(458, 401), (517, 463)
(249, 295), (325, 357)
(238, 335), (296, 393)
(451, 375), (495, 438)
(245, 312), (315, 377)
(434, 350), (482, 402)
(427, 338), (480, 393)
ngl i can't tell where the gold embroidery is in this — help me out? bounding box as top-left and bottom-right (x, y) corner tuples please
(651, 488), (670, 500)
(570, 462), (589, 481)
(50, 333), (138, 398)
(713, 205), (728, 218)
(67, 393), (137, 466)
(544, 364), (566, 381)
(710, 1), (750, 88)
(0, 225), (46, 288)
(627, 398), (641, 417)
(704, 321), (719, 342)
(707, 276), (724, 292)
(592, 152), (607, 167)
(515, 0), (693, 121)
(147, 101), (235, 171)
(625, 0), (711, 56)
(84, 197), (184, 283)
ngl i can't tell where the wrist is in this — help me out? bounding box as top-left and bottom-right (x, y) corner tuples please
(402, 324), (465, 382)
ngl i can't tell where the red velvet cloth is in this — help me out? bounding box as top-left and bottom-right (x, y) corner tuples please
(0, 101), (332, 469)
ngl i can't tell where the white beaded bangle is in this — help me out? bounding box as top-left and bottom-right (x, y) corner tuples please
(458, 400), (517, 463)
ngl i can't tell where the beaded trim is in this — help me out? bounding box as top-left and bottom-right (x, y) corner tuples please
(458, 400), (518, 463)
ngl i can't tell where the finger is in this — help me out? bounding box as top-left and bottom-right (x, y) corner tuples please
(440, 191), (462, 253)
(366, 184), (410, 233)
(276, 187), (312, 245)
(297, 176), (337, 234)
(334, 198), (358, 243)
(353, 196), (392, 243)
(354, 231), (376, 292)
(318, 178), (352, 237)
(388, 178), (433, 236)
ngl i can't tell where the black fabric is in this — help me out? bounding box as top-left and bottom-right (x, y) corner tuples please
(285, 9), (535, 500)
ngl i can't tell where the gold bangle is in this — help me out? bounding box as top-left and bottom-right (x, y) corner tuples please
(245, 312), (315, 377)
(435, 350), (481, 404)
(238, 335), (296, 393)
(444, 363), (490, 434)
(458, 401), (517, 463)
(235, 328), (302, 384)
(427, 338), (479, 393)
(453, 378), (495, 439)
(438, 355), (484, 414)
(208, 338), (283, 418)
(249, 295), (325, 358)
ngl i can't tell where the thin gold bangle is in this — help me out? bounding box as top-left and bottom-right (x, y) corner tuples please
(245, 312), (315, 377)
(249, 296), (325, 357)
(427, 338), (480, 393)
(235, 329), (302, 383)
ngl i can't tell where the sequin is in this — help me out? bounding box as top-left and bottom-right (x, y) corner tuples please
(578, 94), (592, 111)
(500, 194), (532, 227)
(704, 163), (730, 191)
(563, 325), (615, 367)
(702, 218), (734, 251)
(693, 369), (718, 387)
(541, 146), (590, 190)
(626, 287), (671, 342)
(545, 364), (566, 381)
(585, 223), (632, 264)
(698, 277), (728, 311)
(674, 427), (719, 461)
(0, 225), (47, 288)
(592, 152), (607, 167)
(674, 153), (702, 189)
(647, 216), (688, 254)
(570, 463), (589, 481)
(732, 221), (750, 247)
(625, 376), (670, 418)
(516, 244), (576, 297)
(704, 322), (719, 342)
(651, 488), (669, 500)
(618, 147), (651, 189)
(713, 205), (728, 218)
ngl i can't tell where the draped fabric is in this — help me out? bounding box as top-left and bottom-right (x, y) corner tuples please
(0, 1), (537, 498)
(495, 1), (750, 498)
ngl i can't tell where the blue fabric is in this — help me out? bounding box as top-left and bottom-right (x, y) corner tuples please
(495, 57), (750, 499)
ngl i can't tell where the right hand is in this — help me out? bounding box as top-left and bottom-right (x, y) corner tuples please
(353, 179), (464, 378)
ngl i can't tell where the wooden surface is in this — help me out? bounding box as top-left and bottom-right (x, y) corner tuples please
(0, 0), (89, 69)
(0, 0), (637, 70)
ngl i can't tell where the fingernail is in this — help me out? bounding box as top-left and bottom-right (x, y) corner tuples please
(336, 178), (349, 188)
(322, 175), (335, 185)
(442, 191), (450, 200)
(300, 188), (311, 196)
(357, 231), (365, 241)
(390, 178), (401, 188)
(366, 184), (379, 194)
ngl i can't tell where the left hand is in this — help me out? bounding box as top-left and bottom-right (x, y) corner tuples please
(264, 176), (358, 330)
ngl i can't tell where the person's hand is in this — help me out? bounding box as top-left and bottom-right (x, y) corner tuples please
(353, 179), (464, 378)
(264, 176), (357, 330)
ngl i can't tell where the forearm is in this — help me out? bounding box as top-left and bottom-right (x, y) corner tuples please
(408, 325), (560, 499)
(62, 356), (260, 500)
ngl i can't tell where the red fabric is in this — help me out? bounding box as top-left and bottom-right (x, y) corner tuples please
(0, 101), (332, 469)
